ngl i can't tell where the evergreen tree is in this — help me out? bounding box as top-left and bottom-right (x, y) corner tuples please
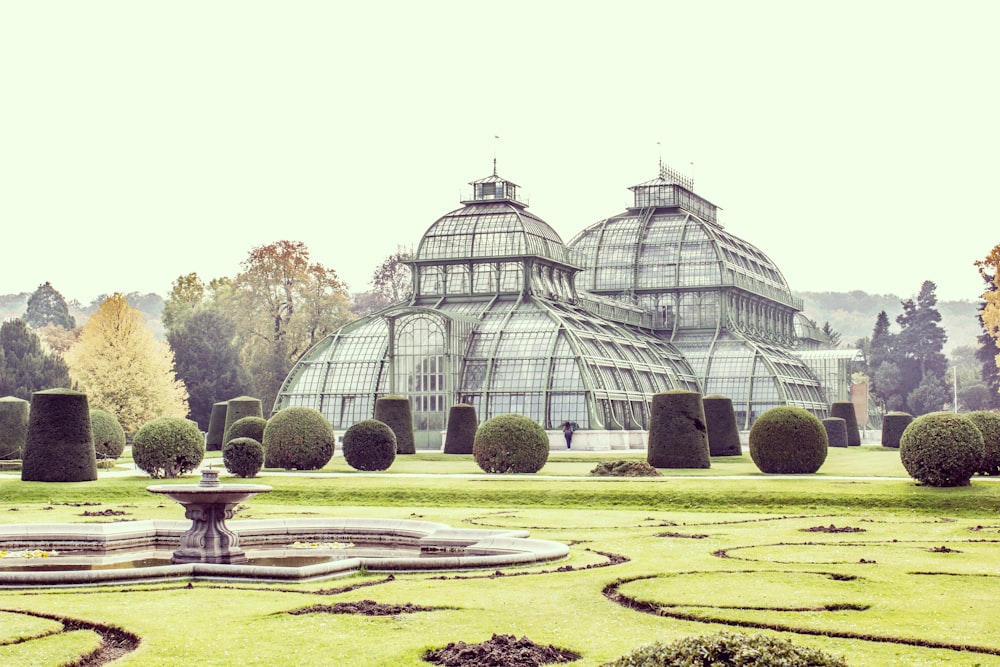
(22, 282), (75, 330)
(162, 272), (207, 336)
(167, 308), (250, 430)
(0, 319), (71, 399)
(65, 293), (188, 434)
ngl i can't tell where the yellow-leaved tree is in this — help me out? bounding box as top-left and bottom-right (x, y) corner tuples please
(976, 244), (1000, 371)
(65, 293), (189, 434)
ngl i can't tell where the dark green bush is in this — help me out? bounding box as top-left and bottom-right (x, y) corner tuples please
(443, 404), (478, 455)
(222, 396), (263, 450)
(222, 437), (264, 478)
(601, 631), (848, 667)
(342, 419), (396, 471)
(881, 411), (913, 449)
(900, 411), (984, 487)
(21, 389), (97, 482)
(374, 396), (415, 454)
(262, 407), (335, 470)
(702, 395), (742, 456)
(590, 460), (663, 477)
(131, 417), (205, 479)
(647, 390), (710, 469)
(227, 416), (267, 445)
(748, 406), (827, 474)
(822, 417), (848, 448)
(829, 401), (861, 446)
(90, 409), (126, 460)
(964, 410), (1000, 475)
(473, 414), (549, 474)
(205, 401), (229, 451)
(0, 396), (29, 460)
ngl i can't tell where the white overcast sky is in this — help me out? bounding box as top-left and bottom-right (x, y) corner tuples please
(2, 1), (996, 305)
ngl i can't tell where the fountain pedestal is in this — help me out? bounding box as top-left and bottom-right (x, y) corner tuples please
(147, 469), (272, 564)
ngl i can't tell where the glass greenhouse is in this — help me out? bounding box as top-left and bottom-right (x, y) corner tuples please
(275, 166), (835, 446)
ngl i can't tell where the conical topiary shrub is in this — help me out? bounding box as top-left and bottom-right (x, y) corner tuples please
(90, 409), (126, 462)
(443, 404), (478, 455)
(829, 401), (861, 446)
(822, 417), (848, 448)
(749, 406), (828, 474)
(0, 396), (29, 460)
(374, 395), (415, 454)
(881, 411), (913, 449)
(21, 389), (97, 482)
(205, 401), (229, 451)
(647, 390), (711, 469)
(702, 395), (742, 456)
(222, 396), (263, 449)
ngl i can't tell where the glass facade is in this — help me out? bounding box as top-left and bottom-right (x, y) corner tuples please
(276, 165), (834, 438)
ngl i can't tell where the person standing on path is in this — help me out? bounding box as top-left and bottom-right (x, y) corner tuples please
(562, 421), (574, 449)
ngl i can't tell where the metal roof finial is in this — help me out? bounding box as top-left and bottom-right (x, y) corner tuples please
(493, 134), (499, 175)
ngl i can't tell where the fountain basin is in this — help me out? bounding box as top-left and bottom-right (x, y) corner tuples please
(0, 517), (569, 587)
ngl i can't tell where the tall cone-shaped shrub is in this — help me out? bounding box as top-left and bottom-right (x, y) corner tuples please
(375, 396), (415, 454)
(0, 396), (29, 460)
(702, 395), (741, 456)
(829, 401), (861, 446)
(205, 401), (229, 451)
(443, 403), (478, 454)
(822, 417), (848, 448)
(223, 396), (263, 449)
(881, 411), (912, 449)
(21, 389), (97, 482)
(647, 390), (711, 469)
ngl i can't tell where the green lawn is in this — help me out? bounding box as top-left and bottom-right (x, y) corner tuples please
(2, 447), (1000, 666)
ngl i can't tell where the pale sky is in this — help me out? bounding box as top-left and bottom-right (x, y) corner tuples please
(3, 1), (996, 305)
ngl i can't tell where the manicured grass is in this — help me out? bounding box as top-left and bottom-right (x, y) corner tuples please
(2, 448), (1000, 666)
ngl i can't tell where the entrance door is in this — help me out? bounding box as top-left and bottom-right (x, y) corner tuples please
(394, 314), (446, 449)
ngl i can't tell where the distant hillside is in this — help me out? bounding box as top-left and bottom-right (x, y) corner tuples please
(795, 290), (981, 355)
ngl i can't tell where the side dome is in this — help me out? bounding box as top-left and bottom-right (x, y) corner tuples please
(416, 173), (569, 265)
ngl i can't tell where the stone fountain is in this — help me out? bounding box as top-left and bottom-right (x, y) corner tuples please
(146, 468), (271, 564)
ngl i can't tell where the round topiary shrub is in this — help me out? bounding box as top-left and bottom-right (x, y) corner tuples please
(262, 407), (335, 470)
(443, 403), (478, 455)
(21, 389), (97, 483)
(702, 395), (742, 456)
(829, 401), (861, 446)
(223, 437), (264, 478)
(822, 417), (848, 448)
(222, 396), (263, 450)
(90, 409), (126, 461)
(227, 416), (267, 445)
(881, 411), (913, 449)
(899, 411), (984, 487)
(342, 419), (397, 471)
(647, 390), (710, 469)
(602, 631), (848, 667)
(374, 396), (415, 454)
(132, 417), (205, 479)
(205, 401), (229, 451)
(0, 396), (29, 460)
(473, 414), (549, 474)
(748, 406), (828, 474)
(965, 410), (1000, 475)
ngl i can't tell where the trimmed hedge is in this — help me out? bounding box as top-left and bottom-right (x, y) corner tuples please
(965, 410), (1000, 476)
(881, 411), (913, 449)
(21, 389), (97, 482)
(702, 395), (742, 456)
(647, 390), (710, 469)
(227, 416), (267, 446)
(899, 411), (984, 487)
(222, 396), (263, 451)
(90, 409), (126, 461)
(0, 396), (29, 460)
(822, 417), (848, 448)
(602, 631), (848, 667)
(223, 437), (264, 478)
(342, 419), (396, 471)
(473, 414), (549, 474)
(748, 406), (828, 474)
(132, 417), (205, 479)
(262, 407), (335, 470)
(829, 401), (861, 446)
(374, 396), (415, 454)
(205, 401), (229, 451)
(443, 404), (478, 455)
